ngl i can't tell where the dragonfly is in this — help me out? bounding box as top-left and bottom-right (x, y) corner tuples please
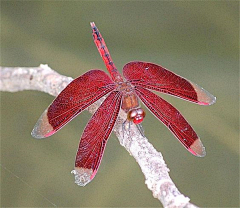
(31, 22), (216, 186)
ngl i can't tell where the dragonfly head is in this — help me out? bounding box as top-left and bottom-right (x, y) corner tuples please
(127, 108), (146, 124)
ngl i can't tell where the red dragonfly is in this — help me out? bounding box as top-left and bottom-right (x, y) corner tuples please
(32, 22), (216, 186)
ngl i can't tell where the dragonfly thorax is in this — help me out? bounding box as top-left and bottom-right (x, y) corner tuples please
(118, 81), (140, 111)
(118, 81), (145, 124)
(127, 108), (146, 124)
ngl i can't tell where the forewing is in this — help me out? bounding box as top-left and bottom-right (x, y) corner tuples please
(135, 86), (206, 157)
(72, 91), (122, 186)
(32, 70), (116, 138)
(123, 61), (216, 105)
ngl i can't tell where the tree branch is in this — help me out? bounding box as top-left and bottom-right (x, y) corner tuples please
(0, 65), (199, 208)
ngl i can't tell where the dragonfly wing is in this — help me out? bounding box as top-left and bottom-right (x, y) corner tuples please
(32, 70), (116, 138)
(135, 86), (206, 157)
(123, 61), (216, 105)
(72, 91), (122, 186)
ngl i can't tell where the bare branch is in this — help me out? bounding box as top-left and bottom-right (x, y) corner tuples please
(0, 65), (73, 96)
(0, 65), (199, 208)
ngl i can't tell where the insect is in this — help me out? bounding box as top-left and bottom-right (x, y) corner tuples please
(31, 22), (216, 186)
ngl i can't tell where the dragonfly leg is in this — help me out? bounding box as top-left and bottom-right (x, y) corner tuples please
(122, 119), (131, 137)
(136, 123), (145, 137)
(122, 120), (145, 139)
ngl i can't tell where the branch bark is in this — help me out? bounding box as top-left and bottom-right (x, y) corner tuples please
(0, 65), (199, 208)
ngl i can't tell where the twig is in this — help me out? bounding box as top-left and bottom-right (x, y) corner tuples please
(0, 65), (199, 208)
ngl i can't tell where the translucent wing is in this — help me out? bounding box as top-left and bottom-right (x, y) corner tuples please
(72, 91), (122, 186)
(31, 70), (116, 138)
(135, 86), (206, 157)
(123, 61), (216, 105)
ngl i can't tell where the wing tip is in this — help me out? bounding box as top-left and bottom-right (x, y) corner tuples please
(71, 167), (94, 186)
(31, 128), (55, 139)
(188, 138), (206, 157)
(191, 82), (216, 106)
(31, 110), (55, 139)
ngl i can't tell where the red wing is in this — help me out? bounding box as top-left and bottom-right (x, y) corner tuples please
(135, 86), (206, 157)
(123, 61), (216, 105)
(31, 70), (116, 138)
(72, 91), (122, 186)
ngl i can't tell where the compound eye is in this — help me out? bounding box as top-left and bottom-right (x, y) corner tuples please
(127, 108), (146, 124)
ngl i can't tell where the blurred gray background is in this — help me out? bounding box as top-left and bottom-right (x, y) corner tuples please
(1, 1), (239, 207)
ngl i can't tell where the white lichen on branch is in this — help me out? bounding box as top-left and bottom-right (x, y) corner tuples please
(0, 64), (73, 96)
(0, 65), (199, 208)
